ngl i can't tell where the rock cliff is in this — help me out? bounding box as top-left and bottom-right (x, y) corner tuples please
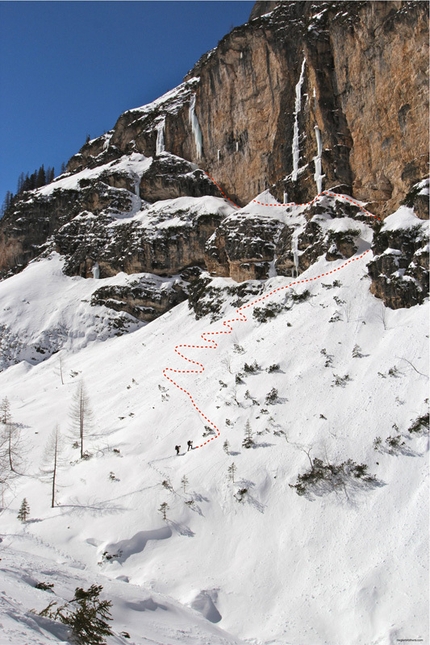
(0, 0), (428, 317)
(184, 0), (428, 215)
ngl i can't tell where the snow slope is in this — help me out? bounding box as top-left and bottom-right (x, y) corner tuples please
(0, 207), (428, 645)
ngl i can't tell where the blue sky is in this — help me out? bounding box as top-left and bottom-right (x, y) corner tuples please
(0, 1), (254, 205)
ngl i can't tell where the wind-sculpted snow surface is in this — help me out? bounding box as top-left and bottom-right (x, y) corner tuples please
(105, 527), (172, 563)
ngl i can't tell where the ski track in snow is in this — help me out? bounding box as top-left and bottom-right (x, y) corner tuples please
(163, 178), (381, 450)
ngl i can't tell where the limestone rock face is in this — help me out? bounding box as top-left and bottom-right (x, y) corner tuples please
(0, 188), (81, 277)
(66, 79), (199, 174)
(139, 153), (220, 203)
(53, 197), (229, 279)
(91, 275), (188, 322)
(205, 214), (283, 281)
(58, 1), (429, 218)
(367, 204), (429, 309)
(327, 2), (429, 217)
(183, 1), (428, 216)
(275, 195), (377, 275)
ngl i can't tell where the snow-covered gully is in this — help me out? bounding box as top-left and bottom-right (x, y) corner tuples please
(163, 181), (381, 450)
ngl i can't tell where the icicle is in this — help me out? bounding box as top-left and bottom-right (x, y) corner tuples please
(91, 262), (100, 279)
(217, 149), (221, 161)
(292, 58), (306, 182)
(292, 233), (299, 277)
(313, 125), (324, 194)
(156, 118), (165, 156)
(283, 191), (288, 204)
(236, 141), (239, 152)
(189, 94), (203, 159)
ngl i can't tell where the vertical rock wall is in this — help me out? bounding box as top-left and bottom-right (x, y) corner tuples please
(178, 1), (428, 215)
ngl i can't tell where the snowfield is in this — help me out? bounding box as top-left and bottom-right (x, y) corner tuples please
(0, 205), (428, 644)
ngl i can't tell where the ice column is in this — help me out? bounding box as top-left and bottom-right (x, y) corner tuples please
(292, 233), (299, 277)
(156, 118), (165, 156)
(91, 262), (100, 279)
(313, 125), (324, 194)
(292, 58), (306, 182)
(189, 94), (203, 159)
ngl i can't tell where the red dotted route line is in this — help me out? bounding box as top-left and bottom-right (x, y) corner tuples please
(163, 178), (381, 451)
(205, 172), (380, 222)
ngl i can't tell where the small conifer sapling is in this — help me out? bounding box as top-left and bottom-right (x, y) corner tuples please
(242, 421), (254, 449)
(18, 498), (30, 522)
(228, 462), (237, 483)
(181, 475), (189, 493)
(159, 501), (169, 520)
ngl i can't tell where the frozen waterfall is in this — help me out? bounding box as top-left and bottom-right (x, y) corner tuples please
(292, 58), (306, 182)
(156, 118), (165, 156)
(189, 94), (203, 159)
(313, 125), (324, 194)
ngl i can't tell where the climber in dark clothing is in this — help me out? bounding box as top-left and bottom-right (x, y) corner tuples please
(175, 445), (181, 455)
(187, 440), (193, 451)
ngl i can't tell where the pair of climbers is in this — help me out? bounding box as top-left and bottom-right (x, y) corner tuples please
(175, 440), (193, 455)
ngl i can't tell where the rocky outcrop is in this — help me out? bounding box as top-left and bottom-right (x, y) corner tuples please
(66, 80), (200, 175)
(205, 214), (283, 281)
(0, 187), (85, 277)
(52, 195), (229, 279)
(276, 197), (376, 275)
(139, 153), (220, 203)
(0, 155), (225, 280)
(91, 275), (188, 322)
(367, 203), (429, 309)
(206, 193), (377, 281)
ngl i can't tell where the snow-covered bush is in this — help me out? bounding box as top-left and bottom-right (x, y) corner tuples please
(290, 458), (378, 497)
(320, 348), (334, 367)
(35, 581), (55, 591)
(408, 413), (429, 435)
(243, 361), (260, 374)
(290, 289), (311, 303)
(385, 435), (406, 453)
(332, 374), (351, 387)
(252, 302), (283, 323)
(265, 388), (279, 404)
(234, 488), (248, 503)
